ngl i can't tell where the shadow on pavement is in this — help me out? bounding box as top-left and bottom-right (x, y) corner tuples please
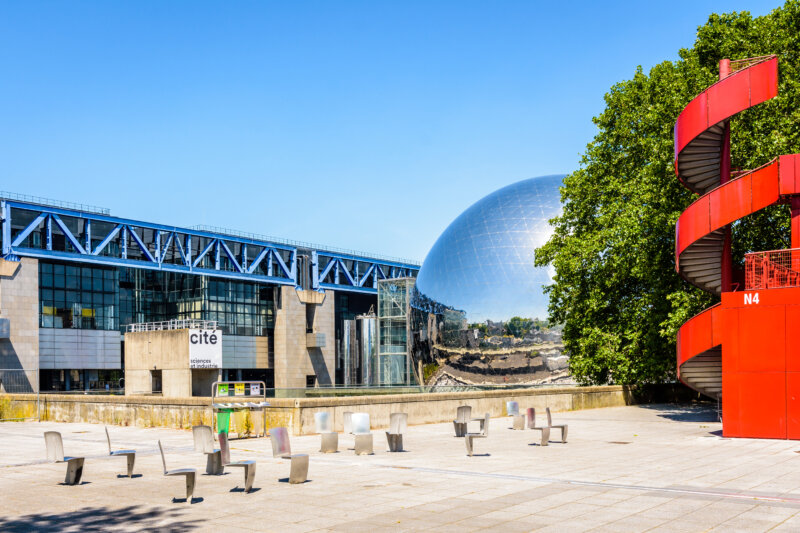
(0, 505), (201, 532)
(636, 403), (719, 422)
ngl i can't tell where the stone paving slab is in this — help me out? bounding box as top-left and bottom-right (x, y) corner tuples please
(1, 404), (800, 531)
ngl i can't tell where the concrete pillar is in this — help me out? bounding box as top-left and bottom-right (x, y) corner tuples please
(273, 286), (335, 389)
(0, 258), (39, 392)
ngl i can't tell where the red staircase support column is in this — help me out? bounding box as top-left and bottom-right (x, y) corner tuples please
(720, 59), (733, 292)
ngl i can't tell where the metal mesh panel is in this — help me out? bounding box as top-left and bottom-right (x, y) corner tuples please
(745, 249), (800, 290)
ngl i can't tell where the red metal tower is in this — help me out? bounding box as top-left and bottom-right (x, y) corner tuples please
(675, 55), (800, 438)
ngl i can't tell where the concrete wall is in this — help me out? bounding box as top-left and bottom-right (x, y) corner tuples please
(39, 329), (121, 369)
(273, 287), (335, 388)
(0, 258), (39, 392)
(125, 329), (191, 397)
(222, 335), (270, 368)
(0, 385), (636, 434)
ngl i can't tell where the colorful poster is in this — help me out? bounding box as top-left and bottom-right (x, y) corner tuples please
(218, 384), (229, 396)
(235, 383), (245, 396)
(250, 383), (261, 396)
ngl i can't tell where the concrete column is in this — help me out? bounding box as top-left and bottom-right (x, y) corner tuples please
(0, 258), (39, 392)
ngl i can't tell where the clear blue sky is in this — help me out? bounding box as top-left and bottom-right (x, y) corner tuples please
(0, 1), (782, 263)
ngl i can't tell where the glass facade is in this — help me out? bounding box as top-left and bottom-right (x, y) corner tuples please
(39, 262), (119, 330)
(40, 261), (274, 336)
(377, 278), (417, 385)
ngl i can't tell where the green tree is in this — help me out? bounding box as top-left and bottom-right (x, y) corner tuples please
(505, 316), (534, 338)
(535, 2), (800, 385)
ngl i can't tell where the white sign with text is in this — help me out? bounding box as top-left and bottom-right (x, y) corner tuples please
(189, 329), (222, 368)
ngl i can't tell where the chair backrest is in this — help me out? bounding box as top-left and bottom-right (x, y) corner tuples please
(315, 411), (332, 433)
(526, 408), (536, 428)
(482, 413), (491, 437)
(44, 431), (64, 462)
(343, 411), (353, 434)
(389, 412), (407, 434)
(218, 431), (231, 465)
(506, 401), (520, 417)
(157, 440), (168, 474)
(351, 412), (370, 434)
(546, 407), (553, 426)
(269, 427), (292, 457)
(192, 425), (215, 453)
(105, 426), (112, 454)
(455, 405), (471, 423)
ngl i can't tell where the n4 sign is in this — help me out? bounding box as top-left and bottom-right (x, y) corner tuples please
(744, 292), (760, 305)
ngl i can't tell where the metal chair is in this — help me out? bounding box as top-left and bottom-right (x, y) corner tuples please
(158, 440), (196, 503)
(351, 412), (373, 455)
(465, 413), (490, 456)
(218, 432), (256, 493)
(315, 411), (338, 453)
(44, 431), (84, 485)
(192, 425), (223, 475)
(386, 412), (407, 452)
(525, 408), (551, 446)
(546, 407), (568, 443)
(507, 401), (525, 430)
(269, 427), (309, 484)
(453, 405), (471, 437)
(105, 426), (136, 477)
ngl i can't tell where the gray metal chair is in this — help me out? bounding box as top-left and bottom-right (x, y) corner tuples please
(386, 412), (407, 452)
(351, 412), (373, 455)
(158, 440), (196, 503)
(546, 407), (568, 443)
(453, 405), (471, 437)
(44, 431), (84, 485)
(105, 426), (136, 477)
(269, 427), (309, 483)
(315, 411), (338, 453)
(218, 431), (256, 493)
(193, 425), (223, 475)
(465, 413), (490, 456)
(526, 408), (551, 446)
(507, 401), (525, 430)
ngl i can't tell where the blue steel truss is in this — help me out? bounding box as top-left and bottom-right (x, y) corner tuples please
(0, 199), (418, 293)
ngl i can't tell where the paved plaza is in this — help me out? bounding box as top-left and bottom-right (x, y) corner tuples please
(1, 404), (800, 532)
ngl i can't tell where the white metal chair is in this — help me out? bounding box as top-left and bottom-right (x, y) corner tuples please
(105, 426), (136, 477)
(351, 412), (373, 455)
(218, 432), (256, 493)
(269, 427), (309, 483)
(386, 412), (407, 452)
(44, 431), (84, 485)
(546, 407), (568, 443)
(343, 411), (354, 434)
(314, 411), (338, 453)
(465, 413), (490, 456)
(453, 405), (471, 437)
(193, 425), (223, 475)
(526, 408), (551, 446)
(158, 440), (196, 503)
(507, 401), (525, 430)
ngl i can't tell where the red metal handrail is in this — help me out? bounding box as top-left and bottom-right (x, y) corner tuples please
(745, 249), (800, 290)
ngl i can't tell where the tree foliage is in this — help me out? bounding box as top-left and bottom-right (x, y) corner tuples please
(505, 316), (534, 338)
(535, 1), (800, 385)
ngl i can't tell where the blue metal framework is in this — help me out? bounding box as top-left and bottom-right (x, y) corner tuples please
(0, 199), (418, 293)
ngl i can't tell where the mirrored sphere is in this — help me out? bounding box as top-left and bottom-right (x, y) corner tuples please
(414, 174), (564, 323)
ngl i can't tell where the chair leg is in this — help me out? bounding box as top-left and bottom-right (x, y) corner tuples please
(465, 436), (474, 456)
(126, 453), (135, 477)
(541, 427), (550, 446)
(320, 432), (338, 453)
(185, 472), (195, 503)
(386, 433), (403, 452)
(560, 426), (568, 443)
(206, 451), (223, 475)
(512, 415), (525, 430)
(65, 458), (84, 485)
(244, 463), (256, 493)
(355, 434), (373, 455)
(289, 455), (309, 484)
(454, 422), (465, 437)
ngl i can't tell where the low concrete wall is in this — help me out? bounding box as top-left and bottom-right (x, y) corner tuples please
(0, 385), (637, 435)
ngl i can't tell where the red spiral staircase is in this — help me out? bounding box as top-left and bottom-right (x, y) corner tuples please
(675, 55), (800, 438)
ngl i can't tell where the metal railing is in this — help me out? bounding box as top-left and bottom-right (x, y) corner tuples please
(0, 190), (110, 215)
(745, 248), (800, 290)
(126, 319), (218, 332)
